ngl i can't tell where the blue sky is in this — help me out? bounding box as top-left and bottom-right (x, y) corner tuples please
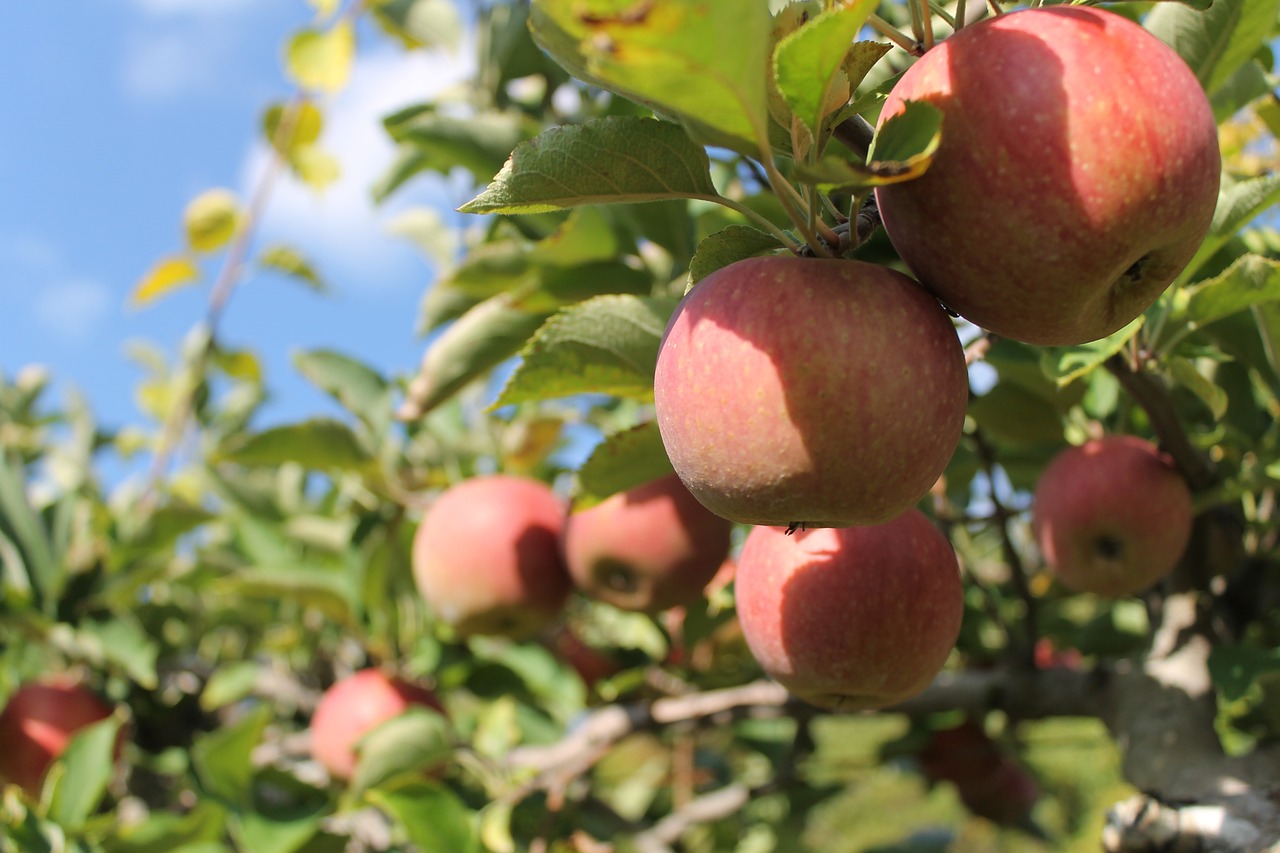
(0, 1), (477, 456)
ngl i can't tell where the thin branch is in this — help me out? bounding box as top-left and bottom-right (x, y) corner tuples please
(869, 14), (924, 55)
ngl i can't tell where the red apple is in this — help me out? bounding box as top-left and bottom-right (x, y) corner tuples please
(1033, 435), (1193, 597)
(734, 509), (964, 710)
(0, 679), (117, 796)
(563, 474), (733, 613)
(550, 627), (622, 690)
(874, 6), (1220, 346)
(918, 721), (1041, 829)
(310, 669), (445, 782)
(413, 474), (572, 638)
(654, 255), (968, 528)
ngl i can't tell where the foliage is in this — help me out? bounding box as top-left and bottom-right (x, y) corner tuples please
(4, 0), (1280, 850)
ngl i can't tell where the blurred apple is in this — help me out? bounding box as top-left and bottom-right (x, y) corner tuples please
(0, 678), (117, 796)
(310, 668), (445, 782)
(564, 474), (732, 613)
(918, 720), (1042, 833)
(1033, 435), (1193, 596)
(413, 474), (572, 638)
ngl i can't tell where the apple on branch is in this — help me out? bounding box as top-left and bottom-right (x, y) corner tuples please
(654, 255), (968, 528)
(0, 678), (119, 797)
(734, 509), (964, 710)
(874, 6), (1220, 346)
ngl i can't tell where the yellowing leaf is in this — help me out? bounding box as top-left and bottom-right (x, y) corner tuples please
(184, 188), (241, 253)
(285, 22), (355, 94)
(308, 0), (341, 20)
(289, 145), (342, 190)
(131, 256), (201, 307)
(257, 244), (327, 292)
(263, 100), (324, 156)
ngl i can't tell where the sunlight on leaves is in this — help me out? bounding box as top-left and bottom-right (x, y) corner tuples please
(130, 255), (201, 308)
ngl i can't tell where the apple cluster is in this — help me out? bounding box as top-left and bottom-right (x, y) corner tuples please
(654, 6), (1215, 710)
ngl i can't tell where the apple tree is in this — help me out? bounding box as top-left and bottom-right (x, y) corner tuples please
(2, 0), (1280, 850)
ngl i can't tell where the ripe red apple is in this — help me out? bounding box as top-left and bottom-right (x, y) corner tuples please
(412, 474), (572, 638)
(654, 255), (968, 528)
(310, 669), (445, 782)
(563, 474), (733, 613)
(734, 509), (964, 710)
(1033, 435), (1193, 597)
(874, 6), (1220, 346)
(0, 679), (117, 796)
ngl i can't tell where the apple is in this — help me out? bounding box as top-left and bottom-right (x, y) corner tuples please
(918, 720), (1041, 830)
(550, 626), (623, 690)
(734, 509), (963, 710)
(310, 668), (445, 782)
(1033, 434), (1193, 597)
(563, 474), (733, 613)
(873, 6), (1220, 346)
(0, 679), (117, 796)
(654, 255), (968, 528)
(413, 474), (572, 638)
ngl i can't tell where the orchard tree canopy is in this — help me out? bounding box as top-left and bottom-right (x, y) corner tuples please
(4, 0), (1280, 851)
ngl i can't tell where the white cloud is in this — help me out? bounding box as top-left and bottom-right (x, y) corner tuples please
(32, 280), (113, 345)
(245, 42), (478, 292)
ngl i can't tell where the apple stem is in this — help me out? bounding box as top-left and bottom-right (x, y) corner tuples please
(868, 14), (924, 56)
(954, 0), (967, 31)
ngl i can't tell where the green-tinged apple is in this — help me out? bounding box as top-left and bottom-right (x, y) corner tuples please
(874, 6), (1220, 346)
(654, 255), (968, 528)
(734, 509), (963, 710)
(310, 669), (445, 782)
(0, 679), (118, 796)
(413, 475), (572, 638)
(563, 474), (732, 613)
(1033, 435), (1193, 597)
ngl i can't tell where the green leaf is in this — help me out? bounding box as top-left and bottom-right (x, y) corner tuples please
(687, 225), (784, 289)
(371, 0), (464, 50)
(77, 616), (161, 688)
(1144, 0), (1279, 95)
(1209, 643), (1280, 702)
(460, 117), (723, 215)
(285, 22), (356, 94)
(529, 0), (772, 154)
(184, 189), (241, 254)
(968, 383), (1066, 446)
(192, 705), (271, 805)
(46, 713), (125, 828)
(368, 781), (478, 853)
(493, 294), (678, 408)
(401, 293), (551, 417)
(1041, 315), (1146, 386)
(215, 418), (373, 473)
(263, 101), (324, 156)
(221, 564), (358, 627)
(773, 0), (879, 139)
(257, 244), (327, 293)
(1182, 174), (1280, 283)
(201, 662), (261, 712)
(0, 454), (58, 612)
(575, 421), (675, 509)
(293, 349), (391, 429)
(350, 707), (453, 795)
(378, 108), (532, 196)
(1182, 254), (1280, 330)
(796, 100), (941, 190)
(1168, 356), (1229, 419)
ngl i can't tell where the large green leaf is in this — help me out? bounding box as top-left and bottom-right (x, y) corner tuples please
(0, 454), (58, 612)
(460, 117), (723, 214)
(529, 0), (773, 154)
(350, 707), (453, 795)
(575, 421), (675, 509)
(1145, 0), (1280, 95)
(1041, 316), (1146, 386)
(797, 100), (941, 190)
(377, 107), (532, 197)
(192, 705), (272, 806)
(493, 294), (679, 407)
(1181, 254), (1280, 332)
(293, 349), (392, 431)
(1182, 174), (1280, 283)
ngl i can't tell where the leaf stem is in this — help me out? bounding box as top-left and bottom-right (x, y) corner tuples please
(869, 14), (923, 55)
